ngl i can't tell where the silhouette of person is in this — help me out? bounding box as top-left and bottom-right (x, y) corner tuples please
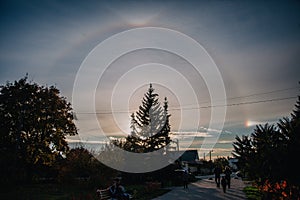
(109, 177), (130, 200)
(182, 170), (189, 189)
(213, 165), (222, 188)
(224, 166), (232, 189)
(221, 176), (227, 193)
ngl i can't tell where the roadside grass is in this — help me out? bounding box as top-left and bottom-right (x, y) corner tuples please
(244, 185), (263, 200)
(127, 185), (171, 200)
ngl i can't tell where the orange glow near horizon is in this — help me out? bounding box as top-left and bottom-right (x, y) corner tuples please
(245, 120), (259, 127)
(245, 120), (266, 127)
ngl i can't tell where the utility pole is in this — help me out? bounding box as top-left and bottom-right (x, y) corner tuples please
(209, 150), (213, 162)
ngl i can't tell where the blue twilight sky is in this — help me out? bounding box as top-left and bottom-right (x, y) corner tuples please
(1, 0), (300, 157)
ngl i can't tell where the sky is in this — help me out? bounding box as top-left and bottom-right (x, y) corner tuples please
(1, 0), (300, 159)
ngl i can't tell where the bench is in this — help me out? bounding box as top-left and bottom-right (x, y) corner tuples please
(96, 188), (133, 200)
(96, 188), (111, 200)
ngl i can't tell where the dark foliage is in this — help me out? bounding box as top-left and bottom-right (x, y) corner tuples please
(113, 84), (171, 153)
(0, 76), (77, 183)
(232, 91), (300, 199)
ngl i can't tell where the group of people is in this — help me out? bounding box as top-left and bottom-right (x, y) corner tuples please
(97, 177), (131, 200)
(214, 165), (232, 193)
(99, 166), (232, 198)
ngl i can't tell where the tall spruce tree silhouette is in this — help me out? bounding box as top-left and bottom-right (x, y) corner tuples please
(125, 84), (171, 153)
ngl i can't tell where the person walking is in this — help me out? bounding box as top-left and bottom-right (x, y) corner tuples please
(182, 170), (189, 190)
(213, 165), (222, 188)
(224, 166), (232, 189)
(221, 176), (227, 193)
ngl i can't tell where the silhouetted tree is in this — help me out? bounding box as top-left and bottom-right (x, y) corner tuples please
(59, 147), (117, 186)
(114, 84), (171, 153)
(0, 76), (77, 182)
(213, 157), (229, 170)
(232, 89), (300, 199)
(232, 135), (253, 177)
(250, 124), (287, 183)
(281, 95), (300, 196)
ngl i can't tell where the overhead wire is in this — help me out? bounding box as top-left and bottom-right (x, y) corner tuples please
(75, 86), (299, 115)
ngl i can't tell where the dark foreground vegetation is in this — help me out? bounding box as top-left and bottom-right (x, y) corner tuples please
(1, 183), (171, 200)
(0, 77), (185, 199)
(1, 76), (300, 199)
(232, 85), (300, 199)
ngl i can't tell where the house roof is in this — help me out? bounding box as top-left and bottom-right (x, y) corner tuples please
(178, 150), (199, 162)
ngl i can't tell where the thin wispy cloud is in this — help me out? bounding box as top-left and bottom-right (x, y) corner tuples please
(66, 138), (108, 144)
(172, 131), (212, 139)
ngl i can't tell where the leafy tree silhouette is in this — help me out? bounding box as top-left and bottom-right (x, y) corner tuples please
(0, 76), (77, 181)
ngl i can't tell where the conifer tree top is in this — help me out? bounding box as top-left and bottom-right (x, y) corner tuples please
(125, 83), (171, 152)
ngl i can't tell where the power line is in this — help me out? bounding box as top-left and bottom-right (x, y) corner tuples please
(75, 87), (299, 114)
(227, 86), (299, 100)
(186, 86), (300, 106)
(177, 96), (297, 110)
(76, 96), (298, 114)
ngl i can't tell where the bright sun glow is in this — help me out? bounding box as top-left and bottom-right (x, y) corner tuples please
(245, 120), (260, 127)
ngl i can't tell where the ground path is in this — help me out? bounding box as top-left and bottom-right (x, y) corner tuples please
(152, 177), (248, 200)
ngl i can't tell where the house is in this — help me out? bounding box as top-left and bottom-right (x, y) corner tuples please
(228, 158), (238, 171)
(178, 150), (199, 162)
(168, 150), (202, 174)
